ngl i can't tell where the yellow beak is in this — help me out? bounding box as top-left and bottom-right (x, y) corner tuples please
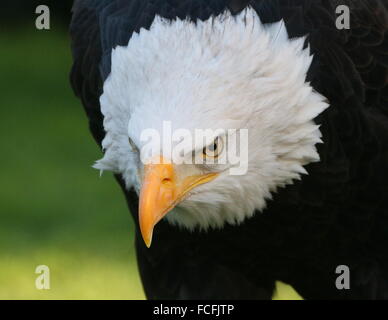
(139, 156), (218, 247)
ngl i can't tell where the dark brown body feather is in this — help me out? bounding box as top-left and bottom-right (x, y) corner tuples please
(70, 0), (388, 299)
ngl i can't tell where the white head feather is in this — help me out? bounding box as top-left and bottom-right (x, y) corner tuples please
(95, 8), (329, 230)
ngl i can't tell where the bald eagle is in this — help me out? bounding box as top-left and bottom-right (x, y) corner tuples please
(70, 0), (388, 299)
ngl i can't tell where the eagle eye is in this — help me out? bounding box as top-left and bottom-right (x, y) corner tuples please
(203, 137), (223, 159)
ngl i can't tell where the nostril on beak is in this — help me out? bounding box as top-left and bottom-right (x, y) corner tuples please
(161, 178), (172, 186)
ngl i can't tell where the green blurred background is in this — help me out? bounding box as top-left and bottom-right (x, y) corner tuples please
(0, 1), (301, 300)
(0, 1), (145, 299)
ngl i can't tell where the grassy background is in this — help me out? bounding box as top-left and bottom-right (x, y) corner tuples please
(0, 29), (144, 299)
(0, 27), (301, 300)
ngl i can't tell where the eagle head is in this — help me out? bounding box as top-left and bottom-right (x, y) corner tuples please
(94, 8), (328, 247)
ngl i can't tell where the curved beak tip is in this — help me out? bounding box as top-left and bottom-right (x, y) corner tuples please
(139, 220), (155, 248)
(143, 231), (153, 248)
(138, 156), (219, 248)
